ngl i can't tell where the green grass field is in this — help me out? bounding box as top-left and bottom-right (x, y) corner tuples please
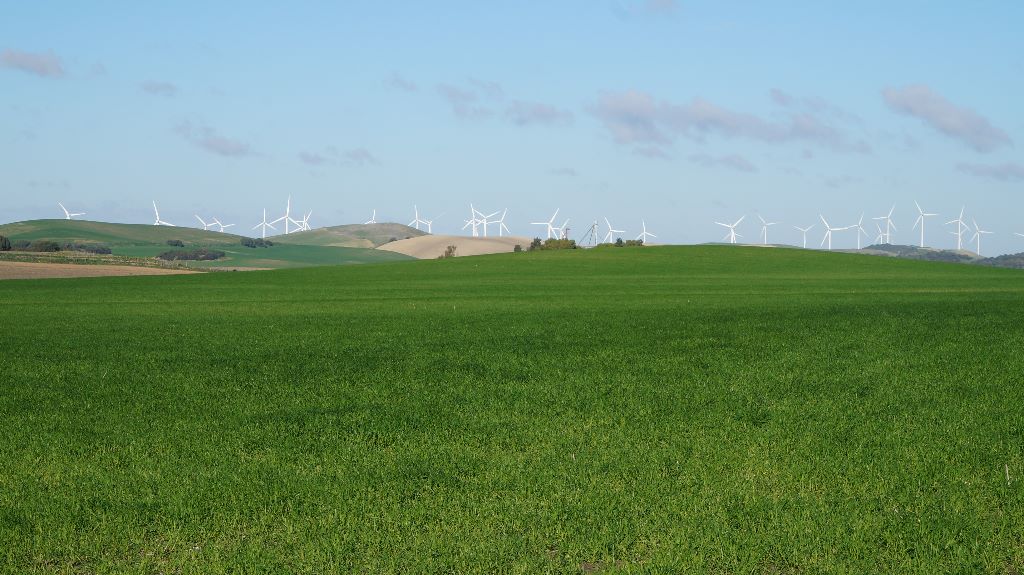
(2, 246), (1023, 573)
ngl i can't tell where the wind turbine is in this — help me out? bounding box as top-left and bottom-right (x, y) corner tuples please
(295, 210), (312, 232)
(757, 214), (778, 245)
(912, 200), (937, 248)
(420, 212), (442, 234)
(494, 209), (511, 236)
(152, 201), (175, 226)
(58, 202), (85, 220)
(252, 209), (276, 239)
(477, 209), (499, 237)
(873, 221), (885, 245)
(636, 220), (656, 243)
(269, 196), (293, 234)
(793, 224), (815, 248)
(195, 215), (216, 230)
(871, 205), (897, 244)
(556, 218), (571, 239)
(531, 209), (560, 239)
(945, 206), (969, 251)
(602, 217), (625, 243)
(714, 216), (744, 244)
(851, 213), (868, 249)
(819, 215), (848, 251)
(217, 220), (235, 233)
(408, 205), (429, 231)
(970, 219), (993, 256)
(364, 209), (377, 225)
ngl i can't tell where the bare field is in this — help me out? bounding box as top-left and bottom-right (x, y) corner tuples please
(0, 261), (199, 280)
(376, 234), (531, 258)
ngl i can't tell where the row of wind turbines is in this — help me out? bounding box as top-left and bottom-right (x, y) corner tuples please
(715, 201), (1014, 256)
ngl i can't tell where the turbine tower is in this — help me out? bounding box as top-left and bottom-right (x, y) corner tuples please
(252, 209), (276, 239)
(757, 214), (778, 245)
(636, 220), (656, 243)
(408, 205), (429, 231)
(851, 213), (868, 249)
(269, 196), (294, 234)
(58, 202), (85, 220)
(602, 217), (624, 243)
(970, 219), (993, 256)
(912, 200), (937, 248)
(819, 215), (848, 251)
(714, 216), (744, 244)
(494, 209), (511, 237)
(871, 205), (897, 244)
(365, 209), (377, 225)
(945, 206), (969, 251)
(794, 224), (815, 249)
(530, 209), (560, 239)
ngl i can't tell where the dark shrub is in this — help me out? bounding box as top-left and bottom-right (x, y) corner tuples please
(28, 240), (61, 252)
(166, 239), (185, 247)
(64, 243), (112, 254)
(0, 235), (10, 251)
(12, 240), (30, 250)
(157, 249), (225, 261)
(241, 237), (273, 248)
(514, 244), (522, 253)
(529, 237), (543, 251)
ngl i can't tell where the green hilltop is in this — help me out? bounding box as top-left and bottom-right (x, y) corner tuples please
(270, 222), (427, 248)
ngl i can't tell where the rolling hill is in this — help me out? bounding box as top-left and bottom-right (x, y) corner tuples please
(0, 219), (414, 269)
(270, 222), (427, 248)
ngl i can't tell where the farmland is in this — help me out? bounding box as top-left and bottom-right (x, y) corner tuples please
(1, 246), (1023, 573)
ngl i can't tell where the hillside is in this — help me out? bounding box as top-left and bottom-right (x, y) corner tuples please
(377, 234), (531, 258)
(0, 219), (414, 269)
(271, 222), (427, 248)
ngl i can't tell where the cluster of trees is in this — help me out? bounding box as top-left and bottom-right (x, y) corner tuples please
(241, 237), (274, 248)
(529, 237), (578, 251)
(157, 248), (225, 261)
(166, 239), (185, 247)
(0, 235), (10, 251)
(599, 238), (644, 247)
(63, 242), (112, 254)
(437, 245), (457, 259)
(0, 237), (114, 253)
(11, 240), (62, 252)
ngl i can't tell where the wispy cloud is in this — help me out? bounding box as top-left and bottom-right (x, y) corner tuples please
(549, 167), (578, 177)
(384, 72), (417, 93)
(175, 121), (253, 157)
(505, 100), (573, 126)
(1, 49), (64, 78)
(956, 161), (1024, 182)
(591, 90), (869, 157)
(689, 153), (757, 173)
(883, 85), (1012, 153)
(437, 83), (493, 119)
(141, 80), (178, 97)
(299, 146), (377, 167)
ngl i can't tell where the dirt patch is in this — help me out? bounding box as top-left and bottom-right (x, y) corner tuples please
(0, 261), (200, 280)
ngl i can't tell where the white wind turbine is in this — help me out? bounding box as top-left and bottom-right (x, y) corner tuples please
(477, 208), (500, 237)
(912, 200), (937, 248)
(602, 217), (624, 243)
(494, 209), (511, 236)
(295, 210), (312, 232)
(636, 220), (656, 243)
(871, 205), (897, 244)
(408, 205), (429, 231)
(152, 201), (176, 226)
(851, 213), (868, 249)
(757, 214), (778, 245)
(58, 202), (85, 220)
(945, 206), (969, 251)
(213, 218), (235, 233)
(557, 218), (571, 239)
(714, 216), (744, 244)
(794, 224), (815, 248)
(269, 196), (294, 234)
(252, 209), (276, 239)
(420, 211), (443, 234)
(364, 209), (377, 224)
(195, 215), (216, 230)
(970, 219), (993, 256)
(873, 221), (885, 244)
(819, 215), (848, 251)
(531, 209), (560, 239)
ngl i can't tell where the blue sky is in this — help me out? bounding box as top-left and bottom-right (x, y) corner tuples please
(3, 1), (1022, 253)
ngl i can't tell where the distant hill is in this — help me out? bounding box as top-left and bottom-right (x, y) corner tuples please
(976, 252), (1024, 269)
(0, 219), (244, 246)
(850, 244), (983, 263)
(271, 223), (427, 248)
(0, 219), (414, 269)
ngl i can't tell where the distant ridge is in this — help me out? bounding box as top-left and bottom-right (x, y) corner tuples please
(270, 223), (427, 248)
(0, 219), (245, 246)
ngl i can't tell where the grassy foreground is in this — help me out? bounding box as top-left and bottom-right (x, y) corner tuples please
(1, 246), (1023, 573)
